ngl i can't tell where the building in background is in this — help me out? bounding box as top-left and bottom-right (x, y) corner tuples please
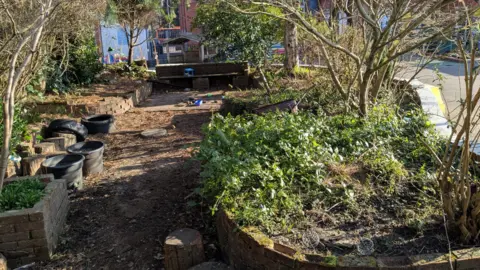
(179, 0), (200, 34)
(96, 24), (149, 64)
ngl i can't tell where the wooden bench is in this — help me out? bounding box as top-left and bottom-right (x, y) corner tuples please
(154, 62), (250, 89)
(156, 72), (243, 80)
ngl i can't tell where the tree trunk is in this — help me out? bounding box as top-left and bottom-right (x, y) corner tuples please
(0, 4), (49, 189)
(258, 67), (272, 101)
(127, 27), (135, 66)
(359, 72), (370, 117)
(370, 65), (389, 101)
(284, 20), (299, 76)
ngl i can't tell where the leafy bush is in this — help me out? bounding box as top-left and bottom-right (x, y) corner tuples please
(197, 106), (444, 232)
(0, 103), (38, 154)
(222, 85), (344, 116)
(105, 62), (151, 79)
(68, 37), (103, 85)
(222, 89), (303, 116)
(195, 2), (282, 66)
(46, 37), (103, 93)
(0, 179), (46, 212)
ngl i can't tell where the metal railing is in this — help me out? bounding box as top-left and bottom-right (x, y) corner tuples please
(156, 28), (181, 40)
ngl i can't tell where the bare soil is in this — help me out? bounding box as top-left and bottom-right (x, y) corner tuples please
(270, 164), (462, 258)
(37, 108), (216, 270)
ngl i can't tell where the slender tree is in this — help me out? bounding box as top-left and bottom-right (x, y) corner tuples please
(106, 0), (163, 65)
(195, 2), (281, 94)
(227, 0), (476, 116)
(0, 0), (105, 188)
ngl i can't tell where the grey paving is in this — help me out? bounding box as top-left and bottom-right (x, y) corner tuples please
(399, 59), (480, 120)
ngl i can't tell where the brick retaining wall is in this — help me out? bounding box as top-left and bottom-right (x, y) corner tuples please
(216, 211), (480, 269)
(0, 175), (69, 268)
(34, 81), (152, 117)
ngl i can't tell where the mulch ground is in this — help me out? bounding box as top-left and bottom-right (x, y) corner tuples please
(37, 108), (217, 270)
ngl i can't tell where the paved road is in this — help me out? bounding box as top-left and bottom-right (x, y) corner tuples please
(399, 59), (480, 120)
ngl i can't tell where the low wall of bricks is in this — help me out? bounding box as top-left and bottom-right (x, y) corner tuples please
(0, 174), (69, 268)
(33, 81), (152, 117)
(216, 210), (480, 270)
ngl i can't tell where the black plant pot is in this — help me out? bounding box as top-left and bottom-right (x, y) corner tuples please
(81, 114), (115, 134)
(67, 141), (105, 176)
(42, 154), (85, 190)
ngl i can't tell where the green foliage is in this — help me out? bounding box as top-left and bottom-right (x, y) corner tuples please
(197, 106), (444, 232)
(194, 2), (281, 66)
(0, 179), (46, 212)
(105, 62), (151, 79)
(222, 89), (303, 116)
(105, 0), (163, 25)
(105, 0), (163, 65)
(25, 70), (46, 99)
(68, 37), (103, 85)
(0, 103), (38, 154)
(46, 37), (103, 93)
(222, 81), (344, 116)
(292, 66), (311, 78)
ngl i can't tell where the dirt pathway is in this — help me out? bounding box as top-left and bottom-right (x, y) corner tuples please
(39, 108), (215, 270)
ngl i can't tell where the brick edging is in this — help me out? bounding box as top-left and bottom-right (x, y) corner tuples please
(0, 174), (69, 268)
(32, 81), (152, 117)
(216, 210), (480, 269)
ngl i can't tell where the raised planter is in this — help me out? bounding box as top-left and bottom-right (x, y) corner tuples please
(216, 211), (480, 269)
(32, 81), (152, 117)
(0, 174), (69, 268)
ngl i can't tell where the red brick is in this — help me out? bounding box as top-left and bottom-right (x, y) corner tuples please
(0, 232), (29, 242)
(409, 253), (451, 270)
(338, 256), (377, 269)
(34, 142), (56, 154)
(29, 212), (43, 222)
(273, 242), (296, 256)
(377, 256), (413, 269)
(0, 224), (14, 235)
(17, 238), (47, 249)
(43, 137), (66, 151)
(453, 248), (480, 270)
(0, 213), (29, 225)
(14, 221), (44, 232)
(264, 248), (296, 268)
(0, 242), (17, 251)
(21, 155), (47, 176)
(3, 248), (33, 258)
(30, 229), (46, 239)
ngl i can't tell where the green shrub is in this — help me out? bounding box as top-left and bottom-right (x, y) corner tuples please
(0, 179), (46, 212)
(105, 62), (150, 79)
(197, 106), (444, 232)
(222, 89), (303, 115)
(0, 103), (39, 154)
(68, 37), (103, 85)
(222, 86), (344, 116)
(46, 37), (103, 93)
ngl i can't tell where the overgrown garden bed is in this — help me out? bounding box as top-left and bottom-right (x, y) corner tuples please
(197, 105), (468, 258)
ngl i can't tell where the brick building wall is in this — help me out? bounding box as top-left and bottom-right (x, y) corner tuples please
(179, 0), (201, 34)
